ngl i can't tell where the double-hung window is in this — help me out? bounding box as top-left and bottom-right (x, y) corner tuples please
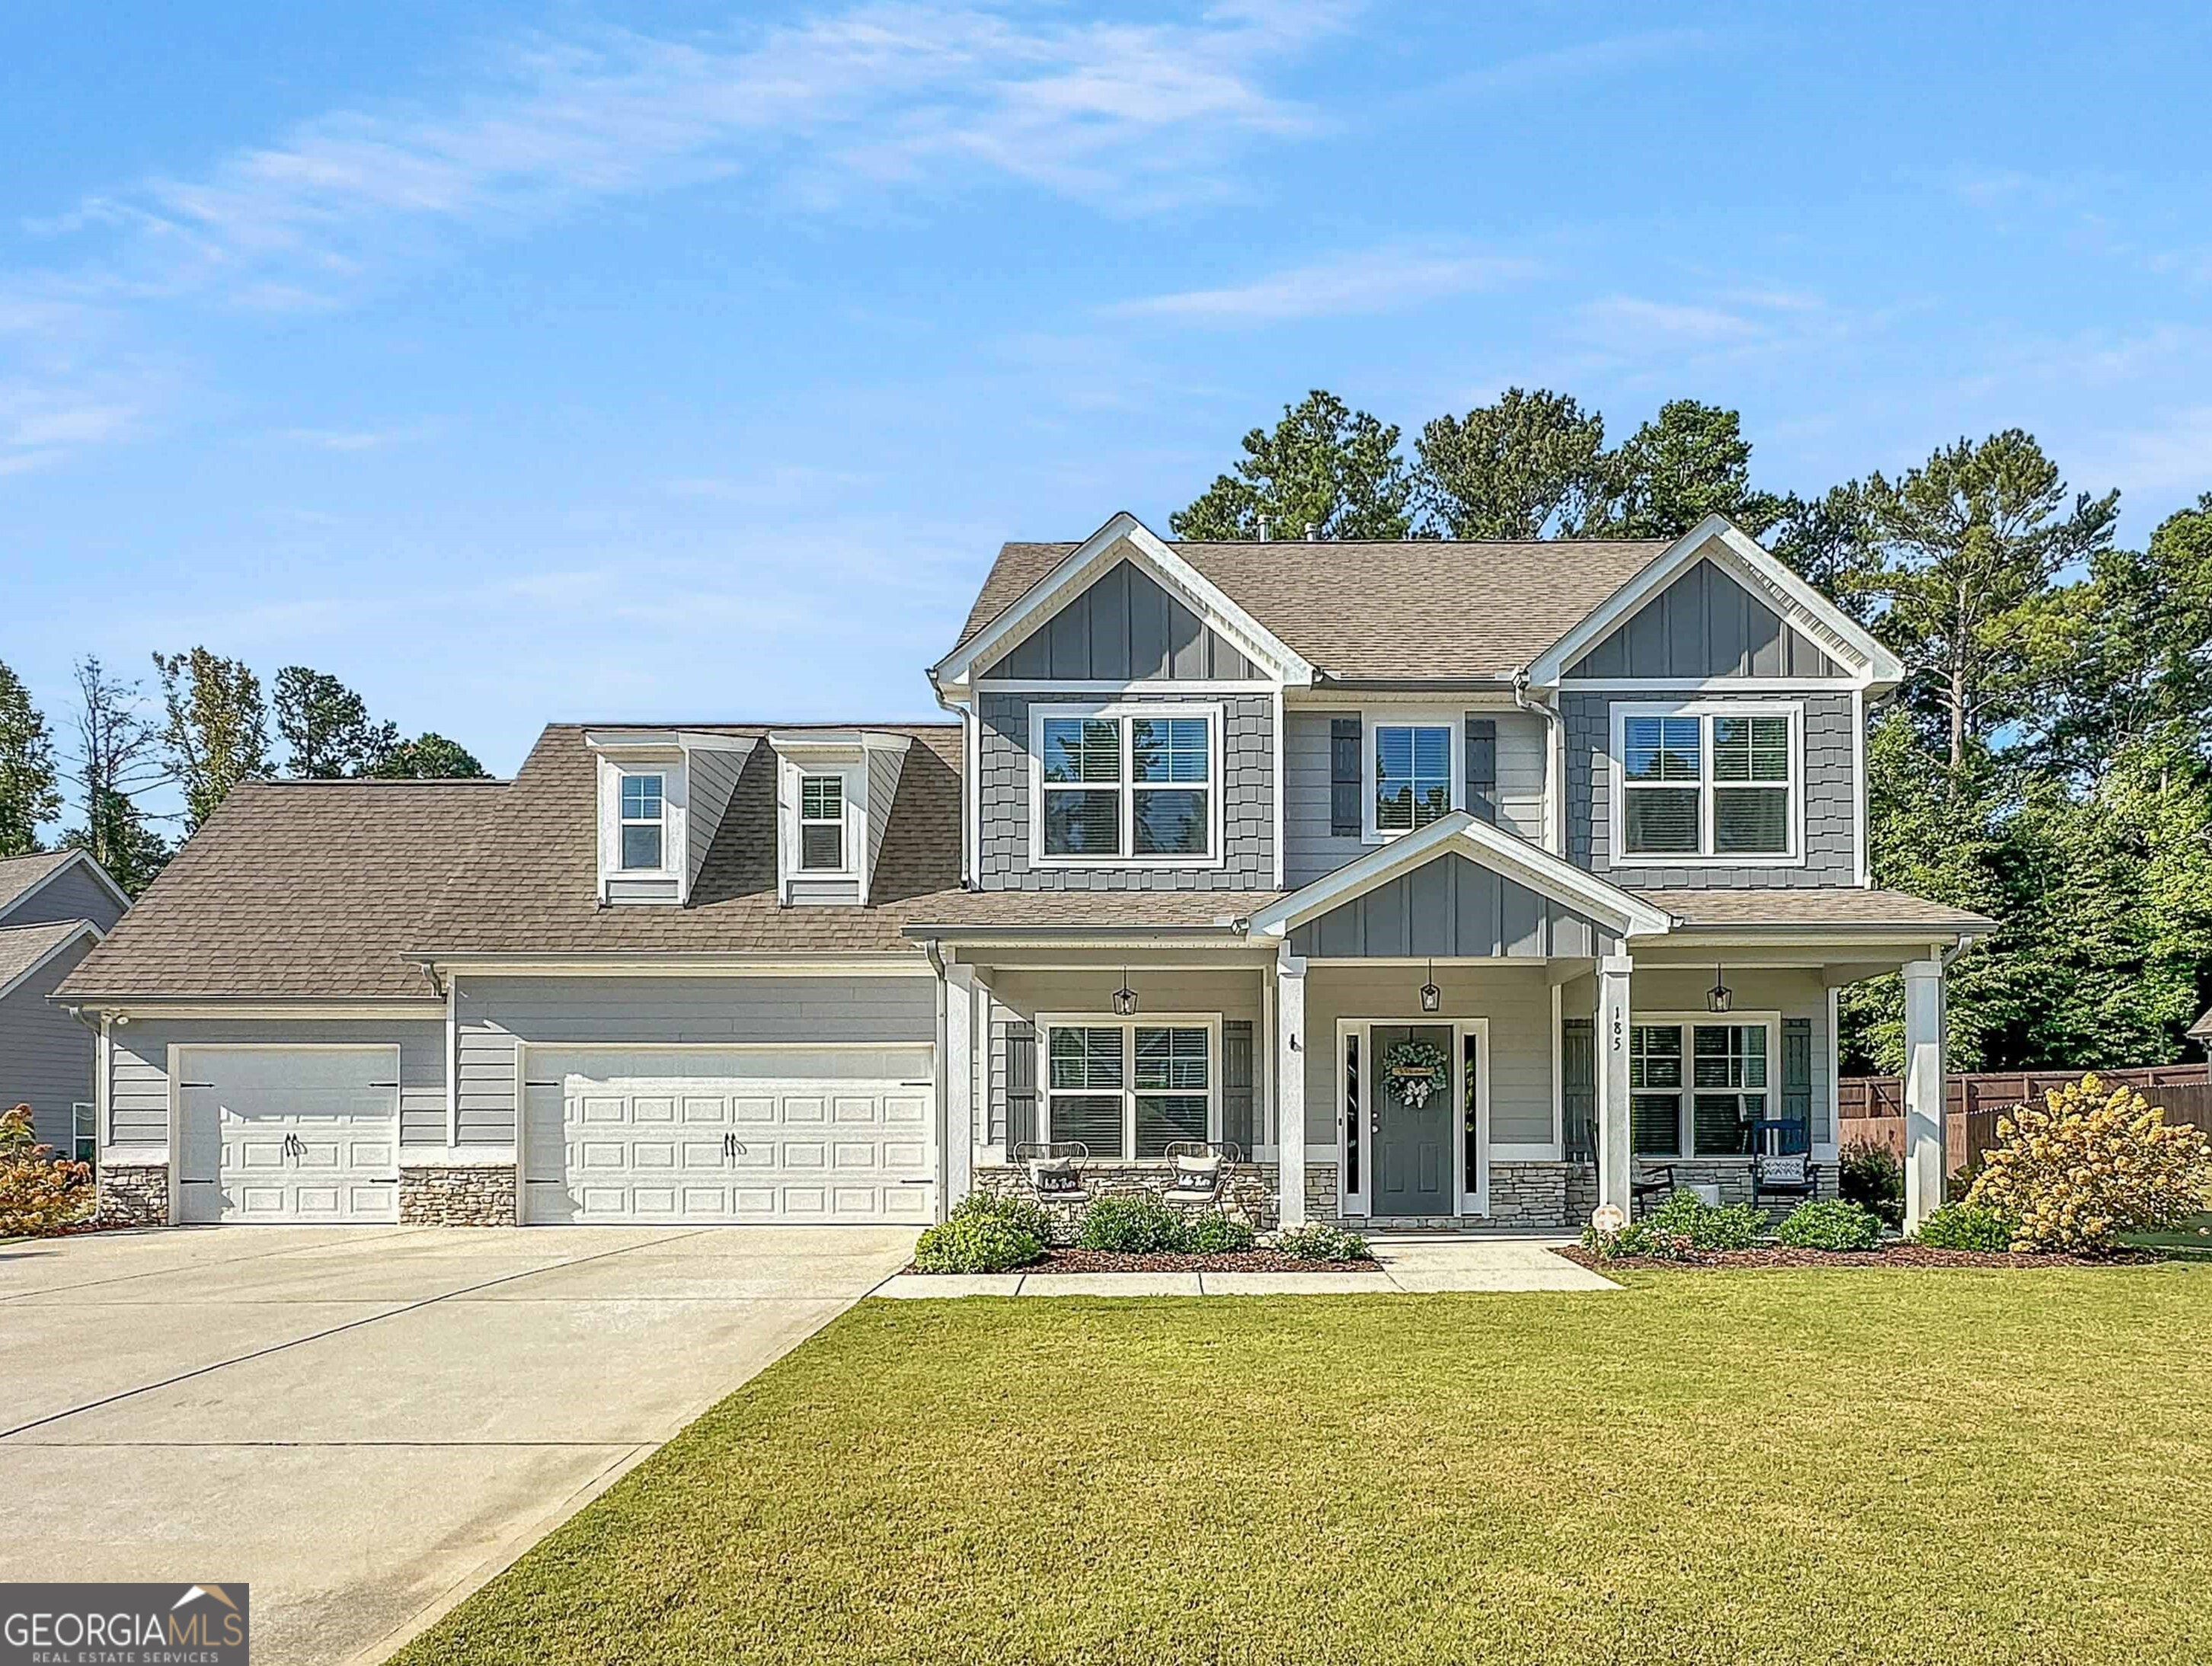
(619, 772), (666, 870)
(1373, 722), (1454, 836)
(1629, 1018), (1772, 1158)
(1044, 1020), (1214, 1159)
(1617, 705), (1796, 860)
(799, 774), (845, 871)
(1036, 707), (1216, 864)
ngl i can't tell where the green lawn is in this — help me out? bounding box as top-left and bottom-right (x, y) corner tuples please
(394, 1268), (2212, 1666)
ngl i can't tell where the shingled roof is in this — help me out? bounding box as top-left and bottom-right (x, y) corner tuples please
(953, 536), (1668, 681)
(59, 779), (507, 1000)
(0, 850), (82, 916)
(411, 723), (963, 958)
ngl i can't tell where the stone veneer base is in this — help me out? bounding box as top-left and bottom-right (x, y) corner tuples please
(95, 1163), (169, 1228)
(398, 1165), (518, 1226)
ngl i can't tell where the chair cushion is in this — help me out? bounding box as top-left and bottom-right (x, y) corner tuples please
(1029, 1159), (1079, 1189)
(1760, 1154), (1811, 1186)
(1175, 1153), (1222, 1182)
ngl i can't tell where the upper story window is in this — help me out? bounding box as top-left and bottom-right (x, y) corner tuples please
(1374, 723), (1452, 835)
(1614, 703), (1798, 863)
(1032, 705), (1218, 865)
(800, 775), (845, 871)
(619, 772), (666, 870)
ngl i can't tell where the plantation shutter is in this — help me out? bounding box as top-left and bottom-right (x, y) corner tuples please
(1004, 1022), (1037, 1151)
(1330, 716), (1363, 836)
(1562, 1018), (1596, 1162)
(1782, 1016), (1813, 1151)
(1222, 1020), (1256, 1153)
(1465, 716), (1498, 823)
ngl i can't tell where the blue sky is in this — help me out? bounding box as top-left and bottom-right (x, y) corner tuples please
(5, 1), (2209, 824)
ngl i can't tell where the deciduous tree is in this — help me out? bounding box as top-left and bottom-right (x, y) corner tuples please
(154, 648), (269, 830)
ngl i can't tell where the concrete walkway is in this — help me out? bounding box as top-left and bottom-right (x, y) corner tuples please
(873, 1235), (1621, 1297)
(0, 1223), (918, 1666)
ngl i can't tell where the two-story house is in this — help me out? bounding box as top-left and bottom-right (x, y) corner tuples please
(59, 512), (1986, 1235)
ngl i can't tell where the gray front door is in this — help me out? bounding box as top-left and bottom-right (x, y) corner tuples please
(1371, 1023), (1453, 1217)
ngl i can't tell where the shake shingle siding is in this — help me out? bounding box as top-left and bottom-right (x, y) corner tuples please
(1563, 691), (1857, 889)
(976, 690), (1274, 891)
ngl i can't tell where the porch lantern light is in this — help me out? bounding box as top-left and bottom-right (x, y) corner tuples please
(1419, 959), (1441, 1014)
(1706, 964), (1733, 1015)
(1112, 968), (1139, 1017)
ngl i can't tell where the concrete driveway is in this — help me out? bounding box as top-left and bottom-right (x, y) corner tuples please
(0, 1223), (917, 1666)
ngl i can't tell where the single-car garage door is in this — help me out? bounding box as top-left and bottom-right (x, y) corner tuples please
(176, 1047), (401, 1224)
(521, 1045), (935, 1225)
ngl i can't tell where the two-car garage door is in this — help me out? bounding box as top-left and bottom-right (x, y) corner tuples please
(521, 1046), (935, 1226)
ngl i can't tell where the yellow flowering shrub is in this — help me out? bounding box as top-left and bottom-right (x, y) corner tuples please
(1965, 1074), (2212, 1253)
(0, 1102), (94, 1237)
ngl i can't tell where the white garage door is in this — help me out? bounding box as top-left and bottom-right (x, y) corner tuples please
(177, 1047), (401, 1224)
(522, 1046), (935, 1225)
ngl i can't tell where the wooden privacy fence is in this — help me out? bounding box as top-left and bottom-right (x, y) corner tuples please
(1837, 1065), (2212, 1175)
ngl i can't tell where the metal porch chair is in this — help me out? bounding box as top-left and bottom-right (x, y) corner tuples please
(1012, 1141), (1091, 1205)
(1748, 1119), (1819, 1212)
(1159, 1140), (1242, 1208)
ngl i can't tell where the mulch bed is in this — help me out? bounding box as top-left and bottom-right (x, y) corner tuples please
(1552, 1243), (2161, 1272)
(906, 1249), (1383, 1275)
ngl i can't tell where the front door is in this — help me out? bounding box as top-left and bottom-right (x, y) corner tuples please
(1370, 1023), (1454, 1217)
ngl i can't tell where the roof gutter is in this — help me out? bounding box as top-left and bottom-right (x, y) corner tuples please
(1310, 674), (1517, 691)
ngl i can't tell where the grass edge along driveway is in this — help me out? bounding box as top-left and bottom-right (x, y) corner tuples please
(392, 1266), (2212, 1666)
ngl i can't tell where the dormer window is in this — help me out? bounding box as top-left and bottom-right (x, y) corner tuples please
(800, 775), (845, 871)
(619, 772), (666, 870)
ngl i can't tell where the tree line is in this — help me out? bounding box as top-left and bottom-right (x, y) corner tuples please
(1176, 391), (2212, 1076)
(0, 651), (485, 894)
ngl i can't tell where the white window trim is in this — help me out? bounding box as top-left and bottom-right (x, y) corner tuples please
(1609, 700), (1804, 868)
(1627, 1009), (1782, 1163)
(593, 753), (688, 902)
(1360, 707), (1464, 844)
(1036, 1012), (1223, 1162)
(1335, 1016), (1491, 1218)
(1027, 702), (1225, 869)
(797, 772), (852, 877)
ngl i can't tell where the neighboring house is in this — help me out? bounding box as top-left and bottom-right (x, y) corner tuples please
(2191, 1007), (2212, 1055)
(2, 849), (130, 1161)
(59, 511), (1987, 1233)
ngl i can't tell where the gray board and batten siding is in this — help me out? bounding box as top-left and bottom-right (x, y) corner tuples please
(1287, 852), (1620, 961)
(981, 559), (1258, 681)
(1, 932), (99, 1143)
(456, 975), (935, 1144)
(1566, 558), (1841, 680)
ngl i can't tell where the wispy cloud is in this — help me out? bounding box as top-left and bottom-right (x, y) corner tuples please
(1406, 28), (1713, 102)
(2077, 404), (2212, 498)
(2, 2), (1354, 477)
(1104, 245), (1538, 325)
(273, 420), (443, 452)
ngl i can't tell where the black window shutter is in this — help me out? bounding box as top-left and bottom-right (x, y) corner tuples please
(1782, 1016), (1813, 1149)
(1330, 716), (1362, 837)
(1466, 716), (1498, 823)
(1004, 1022), (1037, 1151)
(1562, 1018), (1595, 1162)
(1222, 1020), (1255, 1154)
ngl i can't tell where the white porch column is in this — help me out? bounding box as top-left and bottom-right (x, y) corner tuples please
(1276, 946), (1308, 1229)
(943, 962), (977, 1213)
(1903, 957), (1947, 1232)
(1595, 953), (1633, 1221)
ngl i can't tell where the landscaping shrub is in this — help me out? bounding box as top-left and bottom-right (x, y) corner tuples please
(912, 1211), (1042, 1274)
(0, 1104), (93, 1238)
(1584, 1190), (1767, 1260)
(1774, 1199), (1884, 1252)
(1964, 1073), (2212, 1253)
(1838, 1138), (1905, 1227)
(950, 1189), (1053, 1247)
(1076, 1194), (1188, 1254)
(1913, 1201), (2017, 1252)
(1180, 1211), (1256, 1254)
(1273, 1222), (1373, 1262)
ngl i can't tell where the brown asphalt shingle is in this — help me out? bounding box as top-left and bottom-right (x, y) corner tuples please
(412, 724), (964, 958)
(951, 537), (1669, 680)
(59, 780), (507, 1000)
(1651, 889), (1995, 932)
(902, 889), (1284, 933)
(0, 918), (95, 991)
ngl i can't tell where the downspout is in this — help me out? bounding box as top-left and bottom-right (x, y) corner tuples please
(922, 937), (952, 1220)
(1514, 669), (1565, 855)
